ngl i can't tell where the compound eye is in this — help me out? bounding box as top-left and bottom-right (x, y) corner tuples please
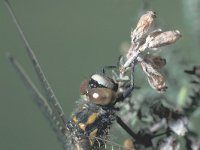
(80, 79), (89, 95)
(87, 88), (116, 106)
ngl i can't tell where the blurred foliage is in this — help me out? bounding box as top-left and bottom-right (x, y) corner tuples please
(114, 0), (200, 149)
(0, 0), (200, 150)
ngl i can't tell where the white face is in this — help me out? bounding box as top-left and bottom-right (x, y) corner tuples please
(91, 74), (114, 89)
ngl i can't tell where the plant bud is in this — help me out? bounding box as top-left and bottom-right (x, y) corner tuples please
(143, 55), (166, 70)
(140, 61), (167, 92)
(123, 138), (135, 150)
(131, 11), (156, 44)
(147, 30), (181, 49)
(147, 74), (167, 93)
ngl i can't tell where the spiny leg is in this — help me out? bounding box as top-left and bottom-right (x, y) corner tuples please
(4, 0), (67, 127)
(116, 67), (135, 102)
(114, 66), (139, 147)
(116, 115), (138, 140)
(102, 60), (136, 143)
(7, 53), (69, 149)
(101, 56), (123, 75)
(102, 65), (117, 75)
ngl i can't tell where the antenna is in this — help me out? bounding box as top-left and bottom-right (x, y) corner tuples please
(4, 0), (67, 127)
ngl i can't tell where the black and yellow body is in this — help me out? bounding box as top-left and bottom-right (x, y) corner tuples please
(65, 73), (133, 150)
(67, 101), (116, 150)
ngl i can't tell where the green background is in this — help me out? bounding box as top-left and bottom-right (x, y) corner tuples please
(0, 0), (199, 150)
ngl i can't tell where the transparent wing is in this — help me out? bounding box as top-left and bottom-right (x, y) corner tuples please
(7, 53), (69, 149)
(4, 0), (67, 129)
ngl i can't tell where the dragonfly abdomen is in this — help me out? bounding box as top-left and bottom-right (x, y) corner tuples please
(66, 102), (116, 150)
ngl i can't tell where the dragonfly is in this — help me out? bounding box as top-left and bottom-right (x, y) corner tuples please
(4, 0), (138, 149)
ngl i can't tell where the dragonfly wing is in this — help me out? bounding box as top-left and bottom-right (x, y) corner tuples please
(7, 53), (69, 149)
(4, 0), (67, 131)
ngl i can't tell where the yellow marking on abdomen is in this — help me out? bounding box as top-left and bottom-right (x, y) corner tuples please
(87, 112), (98, 125)
(78, 123), (86, 131)
(89, 128), (98, 146)
(72, 116), (78, 123)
